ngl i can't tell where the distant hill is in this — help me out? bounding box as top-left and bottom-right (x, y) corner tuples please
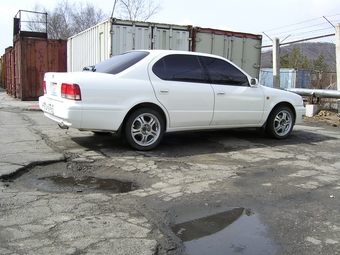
(261, 42), (336, 71)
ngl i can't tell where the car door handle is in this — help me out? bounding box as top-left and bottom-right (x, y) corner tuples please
(216, 91), (226, 95)
(159, 89), (169, 94)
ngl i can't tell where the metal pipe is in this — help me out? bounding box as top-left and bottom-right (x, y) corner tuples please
(58, 122), (69, 129)
(287, 88), (340, 99)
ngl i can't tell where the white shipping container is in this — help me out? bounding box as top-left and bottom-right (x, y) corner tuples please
(67, 18), (262, 78)
(68, 18), (191, 72)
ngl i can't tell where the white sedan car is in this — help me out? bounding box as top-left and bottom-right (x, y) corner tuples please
(39, 50), (305, 150)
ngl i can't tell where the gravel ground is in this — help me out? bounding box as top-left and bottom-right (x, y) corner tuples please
(304, 109), (340, 127)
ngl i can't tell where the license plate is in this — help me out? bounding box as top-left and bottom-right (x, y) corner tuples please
(41, 102), (54, 114)
(51, 83), (57, 96)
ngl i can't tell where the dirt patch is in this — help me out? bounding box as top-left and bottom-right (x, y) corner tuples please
(304, 109), (340, 127)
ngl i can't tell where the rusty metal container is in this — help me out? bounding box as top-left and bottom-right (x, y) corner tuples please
(5, 47), (15, 95)
(191, 27), (262, 78)
(0, 55), (4, 88)
(12, 38), (67, 100)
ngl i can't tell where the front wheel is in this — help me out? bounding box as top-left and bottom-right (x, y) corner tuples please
(266, 106), (294, 139)
(124, 108), (164, 150)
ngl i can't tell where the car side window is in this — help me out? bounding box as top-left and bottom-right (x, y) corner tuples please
(202, 57), (249, 86)
(153, 55), (207, 83)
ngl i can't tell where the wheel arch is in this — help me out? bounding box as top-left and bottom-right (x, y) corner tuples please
(264, 102), (297, 128)
(117, 103), (167, 135)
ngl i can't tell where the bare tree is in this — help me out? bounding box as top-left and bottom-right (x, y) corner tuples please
(29, 0), (106, 39)
(27, 0), (162, 39)
(47, 1), (75, 39)
(116, 0), (162, 21)
(24, 5), (48, 33)
(71, 2), (106, 32)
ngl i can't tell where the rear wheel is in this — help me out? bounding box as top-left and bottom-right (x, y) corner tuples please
(266, 106), (294, 139)
(124, 108), (164, 150)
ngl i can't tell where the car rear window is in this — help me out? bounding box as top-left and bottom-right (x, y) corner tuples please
(83, 51), (149, 74)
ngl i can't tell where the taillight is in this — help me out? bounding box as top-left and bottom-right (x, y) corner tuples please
(43, 81), (47, 94)
(61, 83), (82, 101)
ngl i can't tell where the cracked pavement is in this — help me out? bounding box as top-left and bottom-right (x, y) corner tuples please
(1, 89), (340, 255)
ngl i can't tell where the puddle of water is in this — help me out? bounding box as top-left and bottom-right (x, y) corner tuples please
(171, 205), (277, 255)
(38, 176), (135, 193)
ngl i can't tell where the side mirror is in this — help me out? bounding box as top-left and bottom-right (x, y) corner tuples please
(250, 78), (258, 87)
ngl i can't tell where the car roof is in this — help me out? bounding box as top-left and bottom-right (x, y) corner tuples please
(129, 49), (227, 59)
(135, 49), (250, 76)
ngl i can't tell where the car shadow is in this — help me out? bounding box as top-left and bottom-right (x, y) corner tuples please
(70, 123), (338, 158)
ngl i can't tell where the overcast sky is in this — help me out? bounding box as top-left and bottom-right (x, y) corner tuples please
(1, 0), (340, 55)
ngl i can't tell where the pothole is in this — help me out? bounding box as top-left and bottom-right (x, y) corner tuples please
(37, 175), (136, 193)
(171, 204), (278, 255)
(5, 161), (138, 194)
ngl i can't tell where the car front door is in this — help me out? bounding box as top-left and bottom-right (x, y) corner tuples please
(202, 57), (265, 126)
(149, 54), (214, 128)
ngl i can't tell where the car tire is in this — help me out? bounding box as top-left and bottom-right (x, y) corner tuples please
(266, 106), (294, 139)
(124, 108), (164, 150)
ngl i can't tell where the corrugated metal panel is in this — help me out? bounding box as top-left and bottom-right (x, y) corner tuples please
(11, 38), (67, 100)
(111, 22), (151, 55)
(68, 19), (111, 72)
(260, 68), (311, 89)
(68, 18), (191, 72)
(0, 55), (3, 88)
(111, 19), (190, 53)
(296, 70), (311, 88)
(67, 18), (262, 78)
(192, 27), (262, 78)
(14, 41), (21, 98)
(152, 24), (190, 51)
(5, 47), (15, 96)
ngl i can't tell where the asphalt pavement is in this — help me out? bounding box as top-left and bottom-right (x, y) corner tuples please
(0, 88), (63, 178)
(1, 87), (340, 255)
(0, 88), (160, 255)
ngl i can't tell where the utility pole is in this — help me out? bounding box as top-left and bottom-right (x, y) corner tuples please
(336, 24), (340, 113)
(336, 24), (340, 91)
(273, 37), (280, 88)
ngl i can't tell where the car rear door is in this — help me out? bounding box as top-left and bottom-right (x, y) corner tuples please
(202, 56), (265, 126)
(149, 54), (214, 128)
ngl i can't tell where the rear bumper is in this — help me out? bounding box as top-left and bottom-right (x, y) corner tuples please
(39, 96), (82, 128)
